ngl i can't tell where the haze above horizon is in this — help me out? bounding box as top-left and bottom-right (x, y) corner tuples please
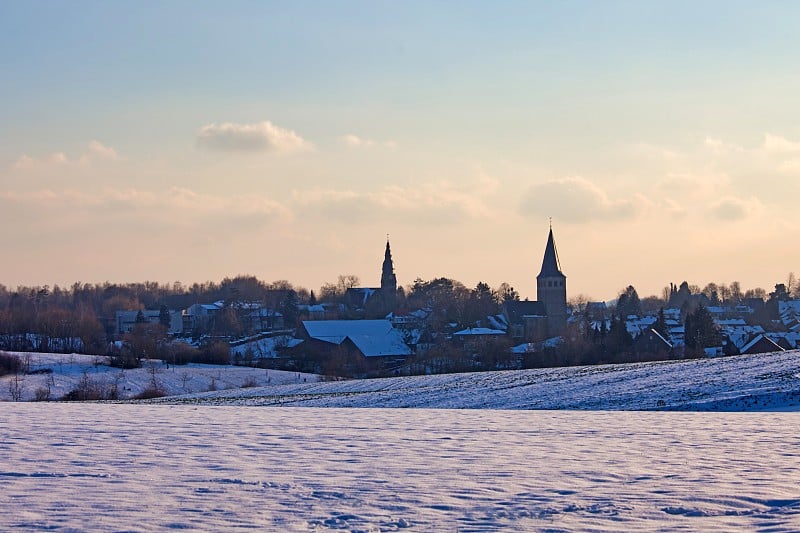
(2, 1), (799, 301)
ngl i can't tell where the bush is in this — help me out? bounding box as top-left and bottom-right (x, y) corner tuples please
(196, 342), (231, 365)
(61, 372), (119, 401)
(0, 352), (22, 376)
(133, 387), (166, 400)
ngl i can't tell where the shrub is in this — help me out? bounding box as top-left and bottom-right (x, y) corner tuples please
(0, 352), (22, 376)
(197, 342), (231, 365)
(133, 387), (166, 400)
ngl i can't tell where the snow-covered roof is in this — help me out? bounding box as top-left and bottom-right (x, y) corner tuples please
(486, 315), (507, 331)
(302, 320), (411, 357)
(453, 328), (506, 336)
(716, 318), (746, 327)
(739, 334), (783, 355)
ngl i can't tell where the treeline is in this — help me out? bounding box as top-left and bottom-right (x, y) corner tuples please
(1, 272), (798, 366)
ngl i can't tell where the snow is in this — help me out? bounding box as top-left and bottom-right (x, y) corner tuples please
(145, 349), (800, 411)
(0, 352), (319, 402)
(3, 351), (800, 530)
(302, 320), (412, 357)
(1, 405), (799, 531)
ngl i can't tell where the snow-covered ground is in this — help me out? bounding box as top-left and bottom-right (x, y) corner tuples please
(149, 349), (800, 411)
(4, 349), (800, 411)
(2, 405), (799, 531)
(0, 352), (318, 402)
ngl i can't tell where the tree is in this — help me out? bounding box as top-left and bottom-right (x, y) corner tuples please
(463, 282), (498, 327)
(158, 305), (171, 329)
(135, 310), (146, 324)
(654, 307), (669, 338)
(684, 305), (721, 355)
(498, 283), (520, 304)
(280, 289), (299, 328)
(615, 286), (641, 318)
(568, 294), (591, 314)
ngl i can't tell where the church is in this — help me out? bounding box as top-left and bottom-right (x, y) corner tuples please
(502, 226), (568, 343)
(343, 238), (399, 317)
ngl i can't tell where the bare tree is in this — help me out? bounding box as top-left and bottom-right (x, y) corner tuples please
(9, 374), (25, 401)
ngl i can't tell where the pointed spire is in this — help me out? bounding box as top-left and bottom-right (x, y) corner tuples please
(537, 225), (564, 278)
(381, 237), (397, 292)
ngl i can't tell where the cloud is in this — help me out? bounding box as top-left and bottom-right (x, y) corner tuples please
(12, 141), (118, 170)
(762, 133), (800, 155)
(0, 187), (292, 224)
(85, 140), (117, 160)
(340, 134), (397, 149)
(197, 121), (311, 153)
(518, 177), (639, 223)
(703, 136), (744, 155)
(709, 196), (763, 221)
(657, 172), (730, 199)
(292, 178), (494, 225)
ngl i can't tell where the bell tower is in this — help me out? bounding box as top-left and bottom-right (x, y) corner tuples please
(380, 237), (397, 295)
(536, 223), (567, 336)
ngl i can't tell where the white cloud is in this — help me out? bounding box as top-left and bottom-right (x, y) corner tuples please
(709, 196), (763, 221)
(292, 178), (494, 225)
(11, 141), (118, 170)
(197, 121), (311, 153)
(340, 133), (397, 149)
(0, 187), (292, 223)
(762, 133), (800, 155)
(657, 172), (730, 199)
(85, 140), (118, 160)
(518, 177), (640, 223)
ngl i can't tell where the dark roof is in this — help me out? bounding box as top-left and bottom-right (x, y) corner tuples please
(538, 227), (565, 278)
(503, 300), (547, 323)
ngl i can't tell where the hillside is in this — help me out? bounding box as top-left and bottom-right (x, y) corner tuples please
(0, 352), (319, 402)
(149, 350), (800, 411)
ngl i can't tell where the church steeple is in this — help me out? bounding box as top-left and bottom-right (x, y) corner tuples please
(538, 225), (564, 278)
(536, 223), (567, 336)
(380, 238), (397, 294)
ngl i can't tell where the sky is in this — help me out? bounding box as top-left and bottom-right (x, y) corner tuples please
(2, 1), (800, 301)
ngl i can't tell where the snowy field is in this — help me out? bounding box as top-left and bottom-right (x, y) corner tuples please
(0, 352), (318, 402)
(151, 349), (800, 411)
(2, 405), (799, 531)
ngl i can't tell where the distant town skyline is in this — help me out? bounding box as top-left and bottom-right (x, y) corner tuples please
(2, 2), (799, 300)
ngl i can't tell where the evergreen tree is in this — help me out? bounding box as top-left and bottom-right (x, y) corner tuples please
(158, 305), (171, 329)
(280, 289), (299, 328)
(308, 290), (317, 306)
(135, 310), (146, 324)
(616, 285), (642, 318)
(654, 307), (668, 337)
(684, 305), (721, 354)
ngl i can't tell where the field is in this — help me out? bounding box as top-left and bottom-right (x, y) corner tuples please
(2, 405), (799, 531)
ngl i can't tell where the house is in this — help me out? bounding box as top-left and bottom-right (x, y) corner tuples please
(633, 328), (672, 356)
(182, 301), (224, 332)
(453, 327), (506, 350)
(116, 309), (183, 335)
(292, 320), (412, 374)
(502, 300), (548, 343)
(739, 335), (784, 355)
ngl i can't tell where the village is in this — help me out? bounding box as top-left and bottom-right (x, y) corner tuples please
(3, 227), (796, 380)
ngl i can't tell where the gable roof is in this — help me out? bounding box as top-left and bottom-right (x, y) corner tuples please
(503, 301), (547, 323)
(453, 327), (506, 336)
(739, 334), (784, 355)
(302, 320), (411, 357)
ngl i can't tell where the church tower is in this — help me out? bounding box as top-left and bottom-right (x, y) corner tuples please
(380, 238), (397, 295)
(536, 225), (567, 336)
